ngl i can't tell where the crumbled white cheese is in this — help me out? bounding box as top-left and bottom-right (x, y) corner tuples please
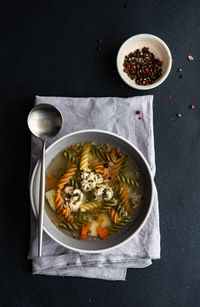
(64, 187), (84, 212)
(81, 171), (103, 192)
(94, 184), (113, 201)
(64, 186), (74, 195)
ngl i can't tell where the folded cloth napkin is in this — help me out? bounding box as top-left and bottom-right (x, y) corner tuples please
(28, 95), (160, 281)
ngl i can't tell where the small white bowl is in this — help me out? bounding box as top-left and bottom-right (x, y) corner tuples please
(116, 34), (172, 90)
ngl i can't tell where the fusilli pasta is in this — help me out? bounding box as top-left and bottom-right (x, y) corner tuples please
(91, 146), (117, 163)
(79, 202), (99, 212)
(57, 165), (77, 190)
(80, 144), (91, 171)
(120, 186), (130, 211)
(111, 156), (124, 179)
(115, 175), (139, 187)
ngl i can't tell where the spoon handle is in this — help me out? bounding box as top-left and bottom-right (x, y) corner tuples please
(38, 141), (46, 257)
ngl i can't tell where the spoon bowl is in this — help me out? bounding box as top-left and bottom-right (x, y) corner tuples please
(27, 104), (63, 141)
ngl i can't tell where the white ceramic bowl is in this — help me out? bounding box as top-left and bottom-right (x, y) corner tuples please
(30, 130), (154, 253)
(117, 33), (172, 90)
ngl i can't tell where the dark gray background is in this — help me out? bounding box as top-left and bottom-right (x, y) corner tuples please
(0, 1), (199, 306)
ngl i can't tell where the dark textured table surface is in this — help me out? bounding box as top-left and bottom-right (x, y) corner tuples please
(1, 1), (200, 306)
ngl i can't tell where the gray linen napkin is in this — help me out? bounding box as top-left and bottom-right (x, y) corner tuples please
(28, 95), (160, 281)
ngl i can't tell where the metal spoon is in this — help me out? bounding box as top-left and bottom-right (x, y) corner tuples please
(27, 104), (63, 257)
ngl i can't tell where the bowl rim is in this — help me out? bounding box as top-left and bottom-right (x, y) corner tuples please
(30, 129), (155, 253)
(116, 33), (172, 90)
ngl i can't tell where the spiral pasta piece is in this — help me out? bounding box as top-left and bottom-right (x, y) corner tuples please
(80, 144), (91, 171)
(75, 215), (90, 227)
(54, 189), (73, 221)
(57, 165), (77, 190)
(55, 189), (63, 213)
(79, 202), (99, 212)
(67, 179), (79, 189)
(94, 162), (110, 179)
(111, 156), (124, 179)
(115, 175), (138, 187)
(120, 186), (130, 211)
(63, 149), (77, 164)
(109, 207), (120, 224)
(108, 215), (130, 232)
(91, 146), (116, 163)
(120, 159), (128, 172)
(116, 203), (126, 217)
(98, 199), (118, 213)
(59, 222), (79, 230)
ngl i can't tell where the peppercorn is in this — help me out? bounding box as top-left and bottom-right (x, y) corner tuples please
(123, 47), (162, 85)
(179, 75), (182, 79)
(187, 55), (194, 61)
(97, 39), (102, 44)
(124, 4), (128, 8)
(136, 110), (141, 115)
(104, 163), (109, 168)
(177, 113), (182, 118)
(178, 68), (182, 72)
(138, 117), (142, 120)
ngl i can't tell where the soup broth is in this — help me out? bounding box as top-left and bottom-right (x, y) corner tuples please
(45, 142), (143, 240)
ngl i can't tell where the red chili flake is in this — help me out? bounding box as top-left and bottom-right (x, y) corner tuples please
(190, 104), (195, 109)
(169, 96), (172, 99)
(130, 52), (134, 55)
(145, 68), (149, 72)
(127, 65), (130, 68)
(150, 68), (153, 72)
(188, 55), (194, 61)
(131, 68), (134, 70)
(136, 110), (141, 115)
(159, 61), (162, 65)
(146, 47), (149, 50)
(138, 116), (142, 120)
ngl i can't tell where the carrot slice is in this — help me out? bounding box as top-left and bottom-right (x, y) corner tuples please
(81, 225), (89, 239)
(97, 227), (109, 240)
(111, 148), (116, 155)
(51, 219), (56, 224)
(46, 174), (56, 190)
(105, 147), (110, 152)
(71, 145), (77, 151)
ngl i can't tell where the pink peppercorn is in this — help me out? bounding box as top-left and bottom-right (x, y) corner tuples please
(190, 104), (195, 109)
(138, 116), (142, 120)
